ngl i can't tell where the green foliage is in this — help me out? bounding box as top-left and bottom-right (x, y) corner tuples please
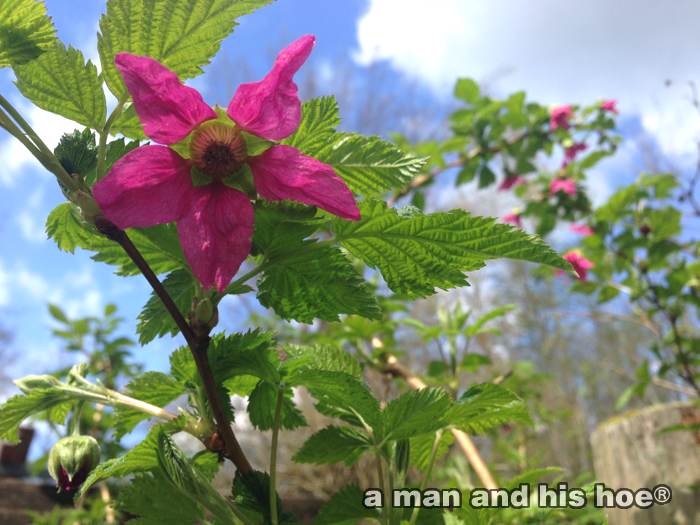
(410, 431), (454, 472)
(282, 96), (427, 195)
(381, 387), (451, 441)
(281, 344), (363, 380)
(0, 387), (73, 442)
(98, 0), (274, 99)
(0, 0), (56, 68)
(251, 199), (325, 259)
(13, 40), (106, 128)
(446, 383), (533, 435)
(454, 78), (480, 104)
(113, 372), (186, 440)
(247, 381), (307, 431)
(53, 129), (98, 178)
(232, 470), (298, 524)
(313, 484), (382, 525)
(208, 330), (279, 385)
(292, 426), (372, 466)
(257, 244), (382, 323)
(46, 202), (189, 275)
(334, 199), (573, 297)
(464, 305), (516, 337)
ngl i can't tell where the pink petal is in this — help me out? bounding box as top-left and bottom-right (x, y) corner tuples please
(227, 35), (315, 141)
(503, 212), (522, 228)
(570, 224), (594, 236)
(115, 53), (217, 145)
(550, 105), (573, 131)
(602, 99), (619, 114)
(248, 145), (360, 221)
(550, 178), (577, 197)
(93, 146), (193, 229)
(177, 183), (254, 293)
(498, 176), (525, 191)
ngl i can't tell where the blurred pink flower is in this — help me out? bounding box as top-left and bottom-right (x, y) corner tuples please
(503, 212), (522, 228)
(93, 36), (360, 293)
(601, 99), (619, 114)
(570, 223), (594, 236)
(550, 178), (577, 197)
(557, 251), (595, 283)
(550, 105), (574, 131)
(498, 176), (526, 191)
(564, 142), (588, 161)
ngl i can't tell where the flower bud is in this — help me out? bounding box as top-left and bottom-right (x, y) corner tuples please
(14, 374), (61, 394)
(48, 435), (101, 492)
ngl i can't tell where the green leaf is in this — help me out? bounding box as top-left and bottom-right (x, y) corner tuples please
(98, 0), (274, 98)
(460, 354), (491, 373)
(46, 203), (189, 275)
(208, 330), (279, 385)
(257, 244), (382, 324)
(170, 346), (199, 387)
(313, 484), (382, 525)
(48, 304), (69, 324)
(0, 388), (73, 443)
(288, 370), (382, 434)
(111, 102), (146, 140)
(464, 305), (515, 337)
(454, 78), (480, 104)
(282, 98), (426, 195)
(0, 0), (56, 68)
(281, 344), (362, 380)
(381, 388), (451, 441)
(504, 467), (563, 491)
(136, 270), (196, 345)
(445, 383), (533, 435)
(252, 200), (326, 258)
(334, 200), (573, 298)
(78, 419), (187, 498)
(114, 471), (205, 524)
(233, 470), (297, 524)
(410, 431), (454, 472)
(53, 129), (98, 176)
(113, 372), (186, 440)
(292, 426), (372, 466)
(191, 450), (221, 482)
(247, 381), (307, 431)
(14, 40), (106, 128)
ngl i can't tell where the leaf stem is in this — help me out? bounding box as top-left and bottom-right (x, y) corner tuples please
(93, 216), (252, 474)
(96, 95), (128, 183)
(409, 430), (443, 525)
(270, 388), (284, 525)
(374, 445), (389, 525)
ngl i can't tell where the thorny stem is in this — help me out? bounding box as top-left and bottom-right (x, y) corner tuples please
(96, 96), (128, 184)
(269, 389), (284, 525)
(93, 216), (252, 474)
(409, 429), (443, 525)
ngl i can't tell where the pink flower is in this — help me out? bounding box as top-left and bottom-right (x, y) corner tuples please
(550, 178), (577, 197)
(498, 176), (526, 191)
(601, 99), (618, 115)
(557, 251), (595, 283)
(550, 105), (574, 131)
(570, 223), (594, 236)
(564, 142), (587, 161)
(93, 36), (360, 293)
(503, 212), (522, 228)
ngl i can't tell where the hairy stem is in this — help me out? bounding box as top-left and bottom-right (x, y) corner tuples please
(270, 389), (284, 525)
(93, 216), (252, 474)
(409, 430), (443, 525)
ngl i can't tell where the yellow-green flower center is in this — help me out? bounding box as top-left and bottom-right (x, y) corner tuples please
(189, 121), (247, 179)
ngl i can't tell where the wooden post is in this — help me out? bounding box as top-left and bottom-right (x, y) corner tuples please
(590, 401), (700, 525)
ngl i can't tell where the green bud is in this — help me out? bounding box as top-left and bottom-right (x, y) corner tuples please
(194, 297), (218, 327)
(48, 435), (101, 492)
(14, 374), (60, 394)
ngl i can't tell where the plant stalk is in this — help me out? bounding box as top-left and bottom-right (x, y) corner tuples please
(269, 389), (284, 525)
(409, 430), (443, 525)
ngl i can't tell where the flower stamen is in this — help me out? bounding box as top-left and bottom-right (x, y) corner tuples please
(190, 121), (247, 178)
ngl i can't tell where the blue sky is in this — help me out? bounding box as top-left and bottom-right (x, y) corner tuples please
(2, 0), (700, 456)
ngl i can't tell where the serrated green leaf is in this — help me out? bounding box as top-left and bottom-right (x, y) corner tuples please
(410, 431), (454, 472)
(0, 0), (56, 68)
(252, 200), (326, 259)
(98, 0), (274, 98)
(247, 381), (307, 431)
(0, 388), (73, 442)
(292, 426), (372, 466)
(282, 95), (341, 152)
(191, 450), (221, 482)
(313, 484), (382, 525)
(136, 269), (196, 345)
(233, 470), (297, 523)
(288, 370), (382, 434)
(208, 330), (279, 385)
(333, 199), (574, 298)
(53, 129), (98, 176)
(257, 244), (381, 323)
(169, 346), (199, 387)
(381, 388), (451, 442)
(114, 471), (205, 524)
(14, 40), (106, 128)
(281, 344), (362, 380)
(445, 383), (533, 435)
(113, 372), (186, 440)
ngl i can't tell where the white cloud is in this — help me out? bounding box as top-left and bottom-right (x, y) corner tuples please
(0, 259), (9, 307)
(15, 265), (50, 298)
(355, 0), (700, 170)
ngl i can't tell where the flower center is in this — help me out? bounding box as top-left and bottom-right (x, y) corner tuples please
(190, 121), (247, 179)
